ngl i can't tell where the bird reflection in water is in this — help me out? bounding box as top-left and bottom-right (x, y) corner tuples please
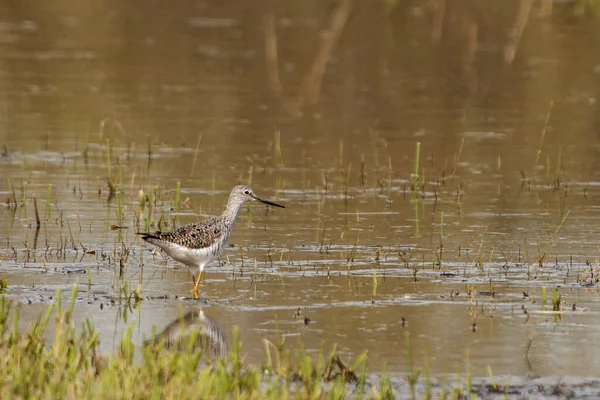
(145, 308), (228, 359)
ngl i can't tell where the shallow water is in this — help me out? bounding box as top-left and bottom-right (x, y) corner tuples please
(2, 0), (600, 388)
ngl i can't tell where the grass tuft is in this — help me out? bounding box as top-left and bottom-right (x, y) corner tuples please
(0, 289), (384, 399)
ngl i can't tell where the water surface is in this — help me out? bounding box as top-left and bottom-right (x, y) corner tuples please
(2, 0), (600, 386)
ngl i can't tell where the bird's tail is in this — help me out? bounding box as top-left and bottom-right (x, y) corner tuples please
(137, 232), (159, 242)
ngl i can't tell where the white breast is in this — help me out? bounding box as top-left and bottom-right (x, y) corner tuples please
(162, 238), (227, 271)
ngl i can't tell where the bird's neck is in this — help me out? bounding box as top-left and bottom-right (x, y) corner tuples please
(222, 200), (243, 226)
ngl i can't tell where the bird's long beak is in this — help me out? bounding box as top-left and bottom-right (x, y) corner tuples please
(253, 194), (285, 208)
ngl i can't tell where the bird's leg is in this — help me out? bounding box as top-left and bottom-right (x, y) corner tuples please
(193, 271), (203, 299)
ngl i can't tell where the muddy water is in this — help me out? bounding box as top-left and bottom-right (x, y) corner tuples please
(2, 0), (600, 385)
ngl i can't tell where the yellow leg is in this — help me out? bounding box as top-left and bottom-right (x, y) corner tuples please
(193, 271), (203, 299)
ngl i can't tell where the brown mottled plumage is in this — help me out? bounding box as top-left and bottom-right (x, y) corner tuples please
(139, 185), (284, 298)
(142, 216), (224, 250)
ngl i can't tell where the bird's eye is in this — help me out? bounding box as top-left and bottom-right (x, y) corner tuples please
(244, 190), (250, 195)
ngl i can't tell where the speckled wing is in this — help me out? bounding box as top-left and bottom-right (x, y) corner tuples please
(141, 216), (224, 249)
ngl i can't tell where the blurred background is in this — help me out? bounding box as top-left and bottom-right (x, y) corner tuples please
(0, 0), (598, 160)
